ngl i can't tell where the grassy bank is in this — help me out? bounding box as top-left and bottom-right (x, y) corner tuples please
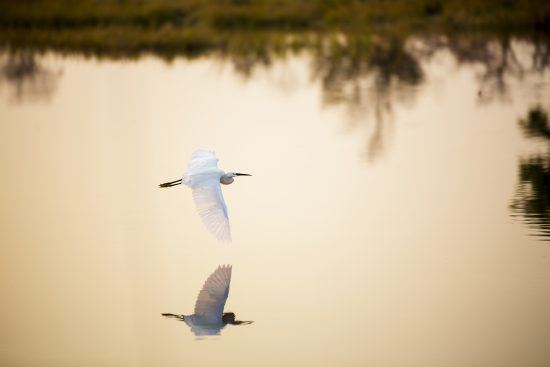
(0, 0), (548, 60)
(1, 0), (548, 31)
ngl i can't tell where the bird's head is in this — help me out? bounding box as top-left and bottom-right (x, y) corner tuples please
(222, 312), (254, 325)
(222, 312), (236, 324)
(221, 172), (251, 185)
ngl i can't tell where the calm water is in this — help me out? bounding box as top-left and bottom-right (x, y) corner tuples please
(1, 35), (550, 367)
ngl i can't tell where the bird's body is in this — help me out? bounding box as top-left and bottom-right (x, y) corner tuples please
(162, 265), (252, 337)
(159, 149), (251, 242)
(161, 314), (229, 337)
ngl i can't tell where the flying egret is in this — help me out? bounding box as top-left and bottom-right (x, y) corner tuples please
(162, 265), (252, 337)
(159, 149), (251, 242)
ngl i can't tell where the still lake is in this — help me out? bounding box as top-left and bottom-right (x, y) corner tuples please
(1, 34), (549, 366)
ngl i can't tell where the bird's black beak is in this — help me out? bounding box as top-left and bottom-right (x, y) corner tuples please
(235, 173), (252, 176)
(231, 320), (254, 325)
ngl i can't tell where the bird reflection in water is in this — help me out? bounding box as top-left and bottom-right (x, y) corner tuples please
(162, 265), (253, 338)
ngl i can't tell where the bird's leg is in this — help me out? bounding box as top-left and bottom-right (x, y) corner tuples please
(159, 179), (182, 188)
(161, 313), (184, 320)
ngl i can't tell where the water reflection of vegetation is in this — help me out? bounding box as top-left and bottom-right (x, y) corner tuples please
(309, 33), (549, 159)
(310, 34), (423, 159)
(511, 107), (550, 241)
(0, 50), (62, 102)
(411, 33), (550, 102)
(1, 31), (548, 159)
(520, 108), (550, 139)
(449, 35), (548, 103)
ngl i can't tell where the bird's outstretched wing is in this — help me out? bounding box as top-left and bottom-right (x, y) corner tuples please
(192, 179), (231, 242)
(194, 265), (232, 324)
(182, 149), (231, 242)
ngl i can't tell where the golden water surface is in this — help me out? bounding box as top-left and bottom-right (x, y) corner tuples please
(1, 39), (549, 366)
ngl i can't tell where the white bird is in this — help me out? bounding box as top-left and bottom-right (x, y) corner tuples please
(159, 149), (251, 242)
(162, 265), (252, 337)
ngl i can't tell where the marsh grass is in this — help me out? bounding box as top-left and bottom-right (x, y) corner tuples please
(1, 0), (548, 30)
(0, 0), (548, 59)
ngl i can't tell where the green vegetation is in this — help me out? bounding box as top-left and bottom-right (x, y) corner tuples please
(1, 0), (548, 31)
(0, 0), (548, 59)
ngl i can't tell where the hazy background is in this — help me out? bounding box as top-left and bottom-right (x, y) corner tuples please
(1, 1), (550, 366)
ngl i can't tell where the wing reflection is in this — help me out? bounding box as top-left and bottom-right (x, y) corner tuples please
(162, 265), (253, 339)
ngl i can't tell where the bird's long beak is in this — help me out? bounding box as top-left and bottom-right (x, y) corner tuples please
(235, 173), (251, 176)
(230, 320), (254, 325)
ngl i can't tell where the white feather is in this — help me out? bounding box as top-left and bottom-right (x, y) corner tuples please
(182, 149), (221, 188)
(193, 265), (232, 324)
(182, 149), (231, 242)
(182, 317), (226, 337)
